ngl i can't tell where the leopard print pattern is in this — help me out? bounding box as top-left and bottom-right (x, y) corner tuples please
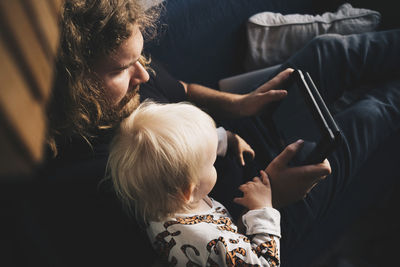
(150, 202), (279, 266)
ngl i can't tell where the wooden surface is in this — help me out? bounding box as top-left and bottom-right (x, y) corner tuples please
(0, 0), (62, 177)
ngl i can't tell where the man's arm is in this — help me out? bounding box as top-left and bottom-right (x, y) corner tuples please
(180, 68), (293, 119)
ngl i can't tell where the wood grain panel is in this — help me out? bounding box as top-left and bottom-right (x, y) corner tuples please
(24, 0), (60, 60)
(0, 0), (63, 177)
(0, 38), (46, 165)
(47, 0), (63, 17)
(0, 0), (53, 103)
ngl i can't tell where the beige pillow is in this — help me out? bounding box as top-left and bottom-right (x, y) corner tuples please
(245, 3), (381, 71)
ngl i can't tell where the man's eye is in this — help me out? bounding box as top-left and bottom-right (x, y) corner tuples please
(110, 68), (126, 76)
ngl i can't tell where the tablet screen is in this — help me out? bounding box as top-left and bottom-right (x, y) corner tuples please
(271, 76), (321, 154)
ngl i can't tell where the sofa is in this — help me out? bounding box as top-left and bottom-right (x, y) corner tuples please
(5, 0), (399, 266)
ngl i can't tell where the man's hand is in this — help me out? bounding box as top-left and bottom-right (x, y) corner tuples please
(235, 68), (293, 117)
(227, 131), (255, 166)
(234, 170), (272, 210)
(183, 68), (293, 119)
(266, 140), (332, 208)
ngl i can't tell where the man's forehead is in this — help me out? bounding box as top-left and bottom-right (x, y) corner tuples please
(95, 28), (144, 72)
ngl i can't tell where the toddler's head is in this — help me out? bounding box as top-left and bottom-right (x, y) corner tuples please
(107, 101), (218, 222)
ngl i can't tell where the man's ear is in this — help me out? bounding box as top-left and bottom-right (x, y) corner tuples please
(183, 183), (195, 203)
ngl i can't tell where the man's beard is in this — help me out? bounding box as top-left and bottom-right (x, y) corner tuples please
(99, 84), (141, 130)
(118, 87), (141, 119)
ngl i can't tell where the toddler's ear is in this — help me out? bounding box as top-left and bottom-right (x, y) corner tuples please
(183, 183), (195, 203)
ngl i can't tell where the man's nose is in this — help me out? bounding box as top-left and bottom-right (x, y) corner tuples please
(130, 61), (150, 86)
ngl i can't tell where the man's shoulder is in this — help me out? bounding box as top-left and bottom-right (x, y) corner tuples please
(139, 58), (187, 104)
(39, 137), (110, 184)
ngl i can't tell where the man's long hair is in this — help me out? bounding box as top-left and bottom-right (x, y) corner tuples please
(47, 0), (159, 155)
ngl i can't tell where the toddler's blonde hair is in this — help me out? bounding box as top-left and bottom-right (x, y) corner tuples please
(107, 101), (216, 222)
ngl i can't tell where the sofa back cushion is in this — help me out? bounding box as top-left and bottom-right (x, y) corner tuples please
(244, 3), (381, 71)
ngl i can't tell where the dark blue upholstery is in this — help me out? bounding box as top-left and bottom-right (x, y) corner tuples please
(146, 0), (314, 88)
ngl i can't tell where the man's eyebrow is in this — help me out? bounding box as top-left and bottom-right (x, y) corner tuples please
(112, 51), (143, 71)
(116, 63), (131, 70)
(111, 59), (135, 72)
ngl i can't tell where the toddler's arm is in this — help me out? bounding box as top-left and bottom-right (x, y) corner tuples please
(232, 170), (281, 265)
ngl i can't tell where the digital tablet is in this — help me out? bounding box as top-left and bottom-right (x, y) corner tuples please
(267, 69), (342, 166)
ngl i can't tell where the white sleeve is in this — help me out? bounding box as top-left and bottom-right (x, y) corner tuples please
(205, 207), (282, 266)
(242, 207), (281, 237)
(235, 207), (281, 266)
(216, 127), (228, 157)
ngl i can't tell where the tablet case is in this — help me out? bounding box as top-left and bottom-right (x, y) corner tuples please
(271, 69), (342, 165)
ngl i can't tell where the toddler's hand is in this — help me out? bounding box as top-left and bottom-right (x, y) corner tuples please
(227, 131), (255, 166)
(233, 170), (272, 210)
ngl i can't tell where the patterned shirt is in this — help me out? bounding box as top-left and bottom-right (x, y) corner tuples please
(147, 198), (281, 266)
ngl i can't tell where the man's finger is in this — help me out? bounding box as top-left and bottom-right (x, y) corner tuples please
(258, 68), (294, 92)
(261, 90), (287, 102)
(273, 139), (304, 167)
(290, 162), (332, 181)
(302, 159), (332, 178)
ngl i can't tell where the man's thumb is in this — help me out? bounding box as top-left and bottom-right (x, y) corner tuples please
(275, 139), (304, 166)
